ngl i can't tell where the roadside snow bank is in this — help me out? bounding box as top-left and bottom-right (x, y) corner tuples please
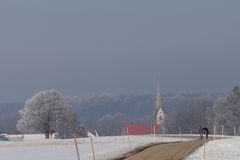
(185, 137), (240, 160)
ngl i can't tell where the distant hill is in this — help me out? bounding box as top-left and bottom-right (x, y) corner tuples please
(67, 93), (219, 135)
(0, 93), (220, 135)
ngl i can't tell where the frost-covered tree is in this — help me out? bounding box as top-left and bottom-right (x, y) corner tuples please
(206, 86), (240, 134)
(17, 90), (77, 138)
(166, 97), (212, 134)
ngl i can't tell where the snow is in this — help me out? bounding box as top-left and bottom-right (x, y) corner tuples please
(0, 134), (190, 160)
(185, 137), (240, 160)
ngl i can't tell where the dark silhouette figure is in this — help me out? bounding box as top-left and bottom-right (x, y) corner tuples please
(50, 129), (55, 139)
(202, 127), (209, 139)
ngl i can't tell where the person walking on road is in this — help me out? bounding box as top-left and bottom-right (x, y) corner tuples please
(203, 127), (209, 139)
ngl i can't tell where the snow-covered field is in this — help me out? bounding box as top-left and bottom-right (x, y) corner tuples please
(185, 136), (240, 160)
(0, 135), (190, 160)
(2, 134), (239, 160)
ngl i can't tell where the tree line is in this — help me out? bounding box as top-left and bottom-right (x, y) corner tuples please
(1, 86), (240, 137)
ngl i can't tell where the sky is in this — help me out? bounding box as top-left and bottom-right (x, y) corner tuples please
(0, 0), (240, 102)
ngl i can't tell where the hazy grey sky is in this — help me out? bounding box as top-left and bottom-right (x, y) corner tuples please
(0, 0), (240, 102)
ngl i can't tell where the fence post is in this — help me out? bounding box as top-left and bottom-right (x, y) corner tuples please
(234, 126), (236, 136)
(126, 128), (131, 150)
(222, 125), (224, 139)
(178, 127), (181, 134)
(213, 125), (216, 140)
(203, 136), (206, 160)
(153, 125), (156, 142)
(73, 133), (80, 160)
(90, 136), (96, 160)
(153, 125), (156, 137)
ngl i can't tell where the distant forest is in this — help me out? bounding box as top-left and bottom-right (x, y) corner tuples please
(0, 93), (220, 136)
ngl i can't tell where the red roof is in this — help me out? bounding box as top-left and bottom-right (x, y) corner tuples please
(123, 124), (161, 135)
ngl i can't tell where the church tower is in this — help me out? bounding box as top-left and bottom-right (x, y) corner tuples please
(154, 83), (165, 126)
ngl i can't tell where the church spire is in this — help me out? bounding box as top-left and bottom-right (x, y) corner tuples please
(155, 81), (165, 125)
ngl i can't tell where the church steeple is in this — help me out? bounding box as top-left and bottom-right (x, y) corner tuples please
(155, 82), (165, 125)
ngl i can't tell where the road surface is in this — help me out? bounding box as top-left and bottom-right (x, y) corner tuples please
(115, 139), (206, 160)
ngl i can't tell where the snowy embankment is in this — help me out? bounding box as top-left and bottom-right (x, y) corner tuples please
(0, 134), (190, 160)
(185, 136), (240, 160)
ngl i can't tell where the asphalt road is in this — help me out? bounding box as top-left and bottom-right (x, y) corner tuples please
(115, 139), (207, 160)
